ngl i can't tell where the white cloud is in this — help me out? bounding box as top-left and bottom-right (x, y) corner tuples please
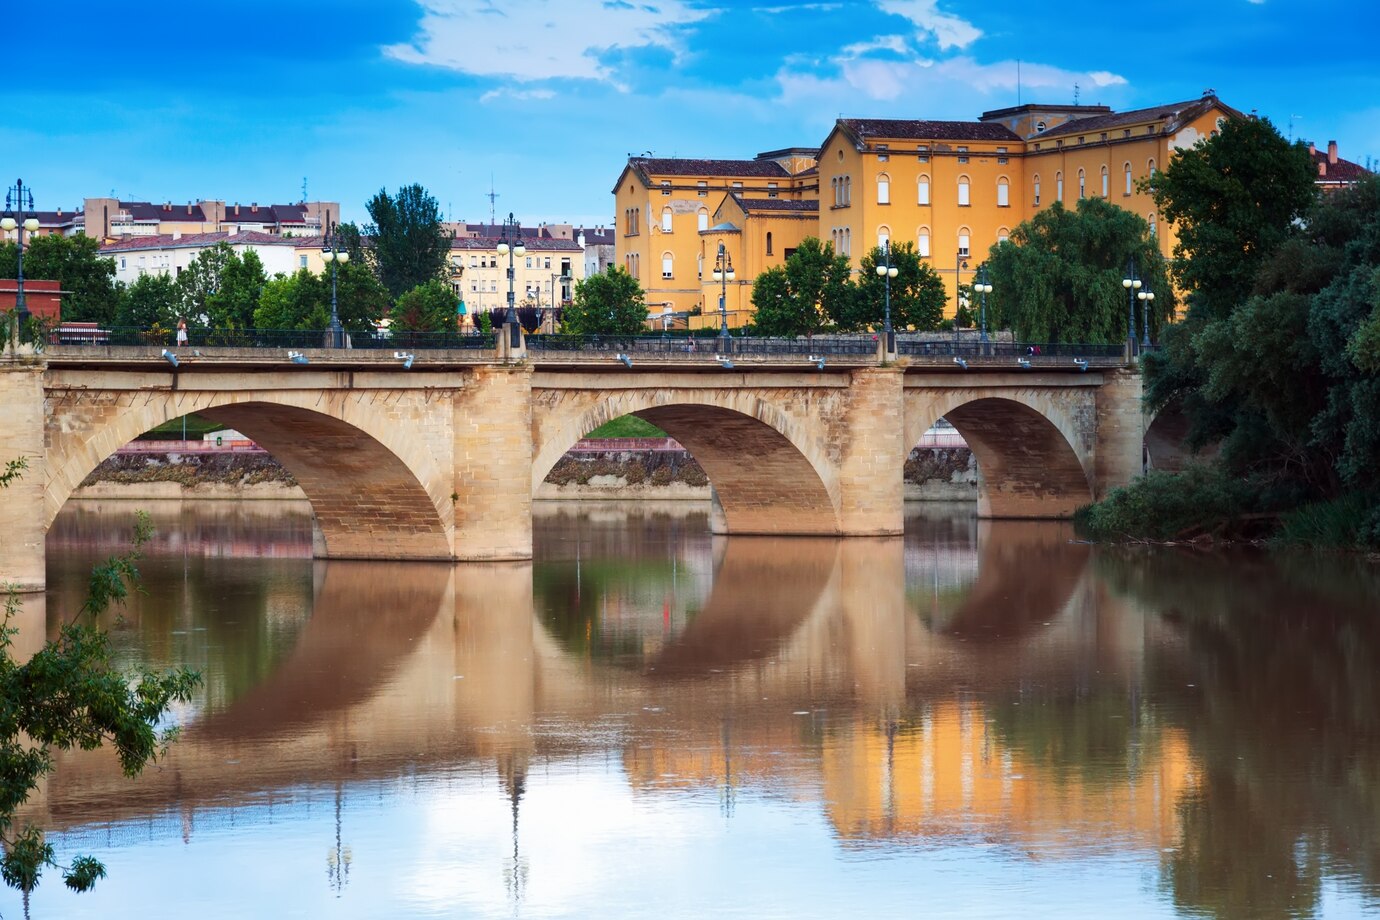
(876, 0), (982, 50)
(840, 35), (912, 58)
(753, 2), (843, 11)
(385, 0), (710, 86)
(479, 87), (557, 104)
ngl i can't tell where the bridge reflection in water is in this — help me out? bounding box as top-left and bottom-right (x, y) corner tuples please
(18, 502), (1380, 917)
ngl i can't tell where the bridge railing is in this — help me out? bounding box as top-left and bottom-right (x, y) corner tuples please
(897, 340), (1125, 358)
(525, 334), (879, 357)
(47, 327), (497, 351)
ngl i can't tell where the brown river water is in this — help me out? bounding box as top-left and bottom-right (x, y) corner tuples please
(7, 500), (1380, 919)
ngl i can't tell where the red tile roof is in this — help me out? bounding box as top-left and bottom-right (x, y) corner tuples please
(838, 119), (1022, 143)
(1035, 97), (1237, 140)
(99, 231), (303, 252)
(1312, 148), (1370, 185)
(449, 237), (583, 252)
(734, 197), (819, 213)
(632, 157), (792, 179)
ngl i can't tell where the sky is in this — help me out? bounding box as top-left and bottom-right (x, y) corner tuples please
(6, 0), (1378, 228)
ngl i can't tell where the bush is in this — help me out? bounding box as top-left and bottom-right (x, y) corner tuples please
(1275, 493), (1380, 550)
(1073, 466), (1258, 541)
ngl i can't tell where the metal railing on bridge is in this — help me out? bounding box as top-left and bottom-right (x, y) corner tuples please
(47, 326), (497, 350)
(524, 333), (879, 357)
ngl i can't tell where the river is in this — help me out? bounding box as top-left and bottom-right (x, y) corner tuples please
(8, 500), (1380, 919)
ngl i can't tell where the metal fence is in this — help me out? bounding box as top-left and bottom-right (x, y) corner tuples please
(526, 334), (879, 356)
(897, 340), (1126, 359)
(48, 327), (496, 350)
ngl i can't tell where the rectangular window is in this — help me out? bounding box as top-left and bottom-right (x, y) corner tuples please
(660, 181), (671, 195)
(525, 256), (533, 268)
(877, 154), (888, 162)
(767, 182), (778, 198)
(299, 254), (308, 268)
(878, 178), (889, 204)
(957, 182), (970, 207)
(918, 233), (930, 258)
(732, 181), (743, 190)
(997, 183), (1009, 207)
(997, 157), (1008, 165)
(697, 181), (707, 197)
(662, 256), (673, 279)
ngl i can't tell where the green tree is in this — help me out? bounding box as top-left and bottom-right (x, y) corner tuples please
(361, 184), (453, 299)
(390, 279), (459, 333)
(749, 237), (852, 336)
(984, 199), (1173, 343)
(254, 263), (386, 334)
(0, 234), (118, 325)
(174, 243), (266, 330)
(1150, 115), (1317, 321)
(0, 461), (200, 899)
(564, 267), (648, 335)
(852, 241), (948, 332)
(114, 272), (179, 333)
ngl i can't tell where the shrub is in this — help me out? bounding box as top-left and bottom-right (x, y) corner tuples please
(1074, 466), (1258, 541)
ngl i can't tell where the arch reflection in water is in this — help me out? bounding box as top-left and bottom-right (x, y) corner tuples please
(20, 503), (1380, 918)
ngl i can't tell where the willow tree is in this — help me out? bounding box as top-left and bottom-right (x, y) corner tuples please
(984, 198), (1172, 343)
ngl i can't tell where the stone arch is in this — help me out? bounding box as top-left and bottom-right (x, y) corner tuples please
(533, 390), (841, 535)
(907, 392), (1093, 519)
(45, 391), (453, 560)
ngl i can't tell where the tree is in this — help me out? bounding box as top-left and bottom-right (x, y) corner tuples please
(174, 243), (266, 330)
(0, 461), (200, 899)
(984, 199), (1173, 343)
(114, 272), (179, 333)
(563, 267), (648, 335)
(852, 241), (948, 332)
(390, 279), (459, 333)
(1150, 115), (1316, 321)
(362, 184), (453, 299)
(0, 234), (118, 325)
(254, 263), (387, 334)
(749, 237), (852, 337)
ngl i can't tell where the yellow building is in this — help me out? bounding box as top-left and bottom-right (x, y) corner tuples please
(611, 151), (819, 328)
(448, 233), (586, 328)
(616, 93), (1245, 325)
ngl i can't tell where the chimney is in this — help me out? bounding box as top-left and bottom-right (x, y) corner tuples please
(1309, 141), (1317, 156)
(251, 202), (258, 213)
(1328, 140), (1338, 165)
(164, 201), (172, 211)
(57, 207), (63, 217)
(187, 201), (193, 215)
(234, 203), (240, 216)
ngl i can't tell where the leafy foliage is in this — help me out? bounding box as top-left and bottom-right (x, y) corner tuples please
(0, 234), (119, 325)
(114, 272), (179, 333)
(1073, 466), (1259, 541)
(748, 237), (852, 336)
(564, 267), (648, 335)
(390, 279), (459, 333)
(851, 241), (948, 332)
(984, 198), (1173, 343)
(174, 242), (266, 331)
(0, 469), (201, 897)
(360, 184), (453, 299)
(254, 264), (386, 334)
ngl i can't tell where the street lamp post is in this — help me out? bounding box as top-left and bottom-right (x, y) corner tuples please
(1138, 284), (1155, 349)
(711, 242), (735, 351)
(973, 265), (993, 347)
(874, 240), (898, 353)
(496, 213), (526, 349)
(320, 221), (350, 348)
(1122, 257), (1142, 356)
(548, 272), (570, 333)
(953, 252), (969, 343)
(2, 179), (40, 351)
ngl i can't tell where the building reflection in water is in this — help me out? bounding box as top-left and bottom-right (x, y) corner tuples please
(20, 501), (1380, 918)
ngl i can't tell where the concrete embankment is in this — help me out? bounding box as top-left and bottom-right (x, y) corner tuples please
(74, 441), (977, 502)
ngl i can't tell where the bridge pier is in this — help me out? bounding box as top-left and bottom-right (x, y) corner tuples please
(834, 368), (905, 536)
(451, 365), (534, 561)
(0, 364), (47, 592)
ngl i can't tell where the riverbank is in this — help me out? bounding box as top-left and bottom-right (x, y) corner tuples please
(75, 444), (979, 502)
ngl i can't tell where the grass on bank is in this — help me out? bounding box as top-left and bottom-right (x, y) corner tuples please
(585, 415), (667, 439)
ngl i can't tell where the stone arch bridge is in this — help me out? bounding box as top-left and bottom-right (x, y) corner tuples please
(0, 346), (1143, 590)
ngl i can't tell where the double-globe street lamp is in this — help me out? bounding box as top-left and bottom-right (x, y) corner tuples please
(875, 241), (898, 353)
(496, 213), (526, 349)
(1138, 284), (1155, 350)
(711, 242), (735, 350)
(1122, 257), (1143, 356)
(972, 265), (993, 346)
(2, 179), (40, 350)
(321, 222), (350, 348)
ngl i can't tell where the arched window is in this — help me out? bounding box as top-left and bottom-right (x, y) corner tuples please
(1056, 171), (1064, 202)
(1124, 163), (1133, 195)
(1149, 213), (1158, 237)
(957, 175), (971, 206)
(843, 227), (851, 255)
(997, 227), (1010, 243)
(661, 207), (673, 233)
(697, 208), (709, 232)
(1033, 174), (1042, 206)
(1100, 165), (1109, 197)
(1078, 169), (1086, 199)
(877, 174), (890, 205)
(997, 177), (1010, 207)
(844, 176), (852, 205)
(766, 231), (773, 255)
(831, 177), (839, 206)
(661, 251), (674, 279)
(917, 226), (931, 258)
(918, 174), (931, 205)
(957, 228), (971, 258)
(1148, 158), (1157, 176)
(697, 252), (704, 279)
(877, 225), (890, 249)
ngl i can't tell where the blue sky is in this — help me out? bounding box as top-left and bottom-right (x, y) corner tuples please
(7, 0), (1377, 227)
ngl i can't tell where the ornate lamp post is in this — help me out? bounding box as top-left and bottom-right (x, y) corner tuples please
(496, 213), (526, 349)
(320, 222), (350, 348)
(2, 179), (40, 350)
(1122, 257), (1142, 356)
(874, 240), (898, 353)
(973, 265), (993, 346)
(1138, 284), (1155, 349)
(711, 242), (735, 350)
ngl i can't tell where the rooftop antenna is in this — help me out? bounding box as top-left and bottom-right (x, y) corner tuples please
(1073, 82), (1080, 105)
(1289, 114), (1302, 141)
(487, 176), (499, 229)
(1016, 59), (1021, 107)
(302, 176), (308, 203)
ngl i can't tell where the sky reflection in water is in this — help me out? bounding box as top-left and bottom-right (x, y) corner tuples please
(9, 500), (1380, 919)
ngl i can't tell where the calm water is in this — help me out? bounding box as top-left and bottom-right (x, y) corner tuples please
(9, 500), (1380, 919)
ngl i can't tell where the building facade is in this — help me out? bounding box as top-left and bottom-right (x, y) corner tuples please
(75, 199), (339, 241)
(99, 231), (325, 284)
(448, 236), (585, 325)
